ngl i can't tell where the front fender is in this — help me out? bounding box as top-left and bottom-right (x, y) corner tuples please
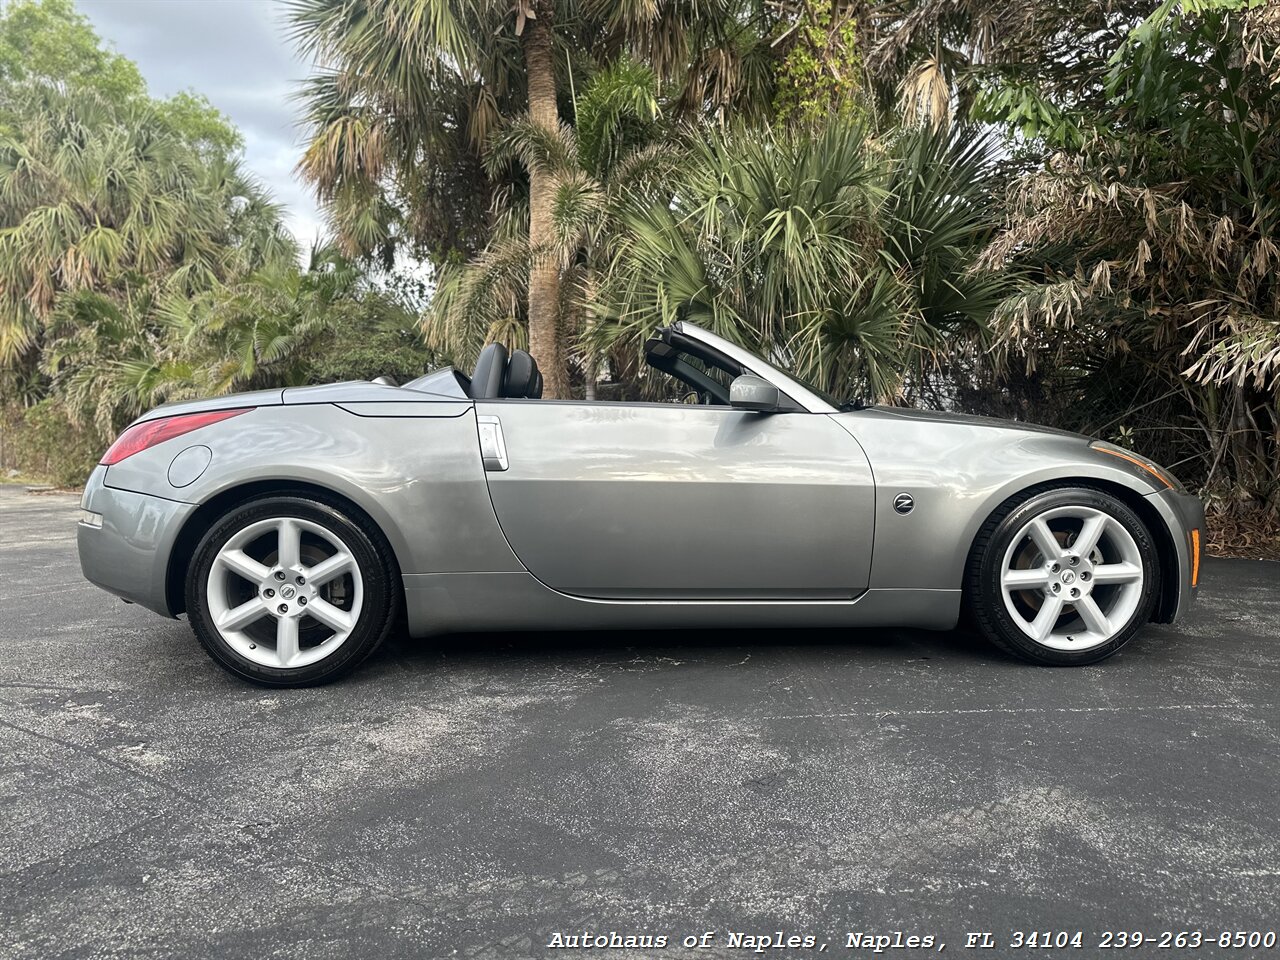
(835, 412), (1193, 596)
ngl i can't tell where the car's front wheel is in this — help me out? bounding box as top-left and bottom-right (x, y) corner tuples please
(967, 486), (1160, 665)
(186, 495), (399, 685)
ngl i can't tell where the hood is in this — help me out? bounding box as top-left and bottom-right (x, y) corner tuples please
(853, 404), (1092, 441)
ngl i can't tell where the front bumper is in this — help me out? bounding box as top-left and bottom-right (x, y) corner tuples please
(1144, 486), (1206, 623)
(77, 465), (197, 617)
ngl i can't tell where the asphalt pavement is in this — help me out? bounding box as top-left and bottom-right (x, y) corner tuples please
(1, 485), (1277, 959)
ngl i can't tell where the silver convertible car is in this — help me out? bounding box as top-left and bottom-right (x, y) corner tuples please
(78, 321), (1204, 685)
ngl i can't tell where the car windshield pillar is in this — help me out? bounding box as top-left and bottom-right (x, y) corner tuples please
(664, 322), (839, 414)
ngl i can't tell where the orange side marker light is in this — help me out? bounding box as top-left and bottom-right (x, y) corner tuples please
(1094, 446), (1174, 488)
(1190, 529), (1201, 587)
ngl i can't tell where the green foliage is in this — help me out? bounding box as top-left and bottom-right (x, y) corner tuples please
(971, 81), (1085, 148)
(0, 0), (240, 153)
(599, 120), (1011, 403)
(0, 3), (279, 397)
(0, 82), (295, 375)
(288, 0), (498, 267)
(773, 2), (865, 126)
(0, 0), (144, 101)
(188, 249), (426, 397)
(289, 0), (788, 396)
(574, 58), (659, 177)
(427, 57), (673, 368)
(35, 246), (425, 442)
(0, 6), (432, 484)
(973, 0), (1280, 508)
(306, 310), (440, 384)
(154, 91), (244, 156)
(0, 399), (99, 486)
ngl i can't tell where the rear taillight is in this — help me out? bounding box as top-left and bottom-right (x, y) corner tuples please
(100, 408), (252, 465)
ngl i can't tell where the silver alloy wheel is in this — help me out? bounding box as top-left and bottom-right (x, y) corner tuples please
(206, 517), (363, 669)
(999, 505), (1144, 651)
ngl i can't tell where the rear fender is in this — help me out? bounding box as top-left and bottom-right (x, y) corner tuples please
(103, 404), (521, 583)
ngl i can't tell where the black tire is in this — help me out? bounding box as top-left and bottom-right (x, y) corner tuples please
(185, 494), (400, 686)
(965, 485), (1160, 666)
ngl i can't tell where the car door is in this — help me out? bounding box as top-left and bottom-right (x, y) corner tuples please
(473, 399), (875, 599)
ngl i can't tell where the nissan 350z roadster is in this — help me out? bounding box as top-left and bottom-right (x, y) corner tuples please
(78, 322), (1204, 685)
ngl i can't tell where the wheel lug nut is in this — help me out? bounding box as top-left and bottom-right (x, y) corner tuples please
(298, 596), (307, 606)
(1070, 588), (1080, 598)
(1051, 583), (1061, 593)
(1080, 571), (1091, 581)
(296, 575), (305, 585)
(263, 588), (275, 598)
(1068, 556), (1079, 566)
(274, 571), (286, 581)
(277, 603), (288, 614)
(1050, 562), (1060, 573)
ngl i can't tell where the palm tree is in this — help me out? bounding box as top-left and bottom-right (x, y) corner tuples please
(289, 0), (785, 398)
(290, 0), (578, 395)
(425, 57), (672, 391)
(38, 287), (187, 438)
(38, 246), (405, 439)
(597, 119), (1012, 404)
(0, 83), (295, 388)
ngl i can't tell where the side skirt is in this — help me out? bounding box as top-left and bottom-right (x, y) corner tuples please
(402, 572), (961, 637)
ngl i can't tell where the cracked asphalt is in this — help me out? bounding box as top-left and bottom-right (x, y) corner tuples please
(1, 485), (1277, 959)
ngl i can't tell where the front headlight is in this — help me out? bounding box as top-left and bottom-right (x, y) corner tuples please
(1091, 441), (1185, 492)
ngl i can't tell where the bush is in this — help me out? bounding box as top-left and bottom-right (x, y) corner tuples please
(0, 400), (102, 486)
(306, 313), (442, 385)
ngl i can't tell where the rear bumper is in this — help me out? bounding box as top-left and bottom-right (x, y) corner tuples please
(1144, 487), (1205, 623)
(77, 465), (196, 617)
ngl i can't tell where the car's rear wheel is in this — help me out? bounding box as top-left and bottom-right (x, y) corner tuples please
(186, 495), (399, 685)
(967, 486), (1160, 665)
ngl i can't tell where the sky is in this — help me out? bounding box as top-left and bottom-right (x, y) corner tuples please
(80, 0), (326, 249)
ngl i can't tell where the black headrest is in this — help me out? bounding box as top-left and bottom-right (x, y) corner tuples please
(504, 349), (543, 399)
(470, 342), (509, 399)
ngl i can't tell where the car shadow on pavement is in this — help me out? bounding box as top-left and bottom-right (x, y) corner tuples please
(375, 622), (1005, 674)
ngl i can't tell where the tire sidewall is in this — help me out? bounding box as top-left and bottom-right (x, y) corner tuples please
(186, 496), (397, 686)
(978, 486), (1160, 665)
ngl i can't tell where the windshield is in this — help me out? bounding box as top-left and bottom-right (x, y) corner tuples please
(775, 367), (851, 410)
(670, 322), (850, 412)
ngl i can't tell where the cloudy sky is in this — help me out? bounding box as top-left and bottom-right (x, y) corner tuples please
(80, 0), (326, 248)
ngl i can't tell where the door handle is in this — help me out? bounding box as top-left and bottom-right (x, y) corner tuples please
(476, 415), (509, 471)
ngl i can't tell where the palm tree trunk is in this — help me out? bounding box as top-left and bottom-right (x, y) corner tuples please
(583, 264), (597, 400)
(523, 2), (569, 399)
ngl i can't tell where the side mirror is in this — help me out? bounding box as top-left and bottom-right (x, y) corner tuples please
(729, 374), (781, 412)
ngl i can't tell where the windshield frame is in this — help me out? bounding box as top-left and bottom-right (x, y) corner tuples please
(669, 322), (840, 414)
